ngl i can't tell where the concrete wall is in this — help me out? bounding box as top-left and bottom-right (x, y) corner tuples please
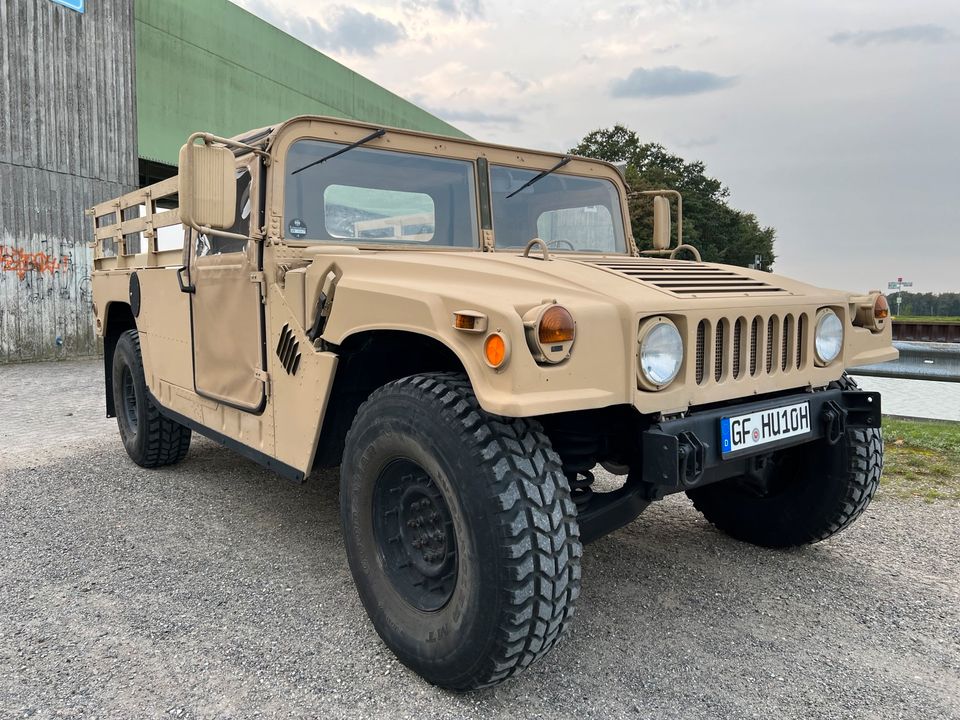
(0, 0), (138, 362)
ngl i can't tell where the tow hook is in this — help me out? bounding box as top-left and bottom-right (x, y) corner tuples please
(677, 432), (705, 486)
(822, 401), (847, 445)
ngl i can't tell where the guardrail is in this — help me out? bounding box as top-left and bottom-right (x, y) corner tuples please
(893, 320), (960, 343)
(849, 341), (960, 383)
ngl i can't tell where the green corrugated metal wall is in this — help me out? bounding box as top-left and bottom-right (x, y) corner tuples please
(135, 0), (466, 167)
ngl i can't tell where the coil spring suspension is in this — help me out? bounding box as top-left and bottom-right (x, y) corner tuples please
(567, 469), (595, 509)
(556, 433), (602, 510)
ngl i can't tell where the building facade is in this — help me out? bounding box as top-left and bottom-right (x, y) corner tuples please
(0, 0), (463, 362)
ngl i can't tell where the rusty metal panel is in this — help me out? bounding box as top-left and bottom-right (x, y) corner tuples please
(0, 0), (137, 362)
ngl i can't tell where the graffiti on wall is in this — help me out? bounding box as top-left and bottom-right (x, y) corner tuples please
(1, 244), (72, 280)
(0, 232), (94, 360)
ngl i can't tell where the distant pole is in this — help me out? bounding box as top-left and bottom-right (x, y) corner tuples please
(887, 276), (914, 317)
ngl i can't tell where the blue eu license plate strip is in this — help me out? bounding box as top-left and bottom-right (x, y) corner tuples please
(720, 401), (812, 456)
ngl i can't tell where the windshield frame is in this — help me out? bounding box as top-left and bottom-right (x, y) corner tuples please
(267, 116), (636, 255)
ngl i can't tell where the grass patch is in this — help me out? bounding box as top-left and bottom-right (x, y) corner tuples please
(893, 315), (960, 324)
(880, 417), (960, 502)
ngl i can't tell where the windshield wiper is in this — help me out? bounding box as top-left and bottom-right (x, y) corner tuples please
(505, 156), (571, 199)
(291, 128), (386, 175)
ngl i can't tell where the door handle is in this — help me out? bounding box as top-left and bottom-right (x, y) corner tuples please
(176, 266), (195, 294)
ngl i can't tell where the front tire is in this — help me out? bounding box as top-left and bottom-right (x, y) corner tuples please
(340, 372), (582, 690)
(687, 375), (882, 548)
(112, 329), (191, 468)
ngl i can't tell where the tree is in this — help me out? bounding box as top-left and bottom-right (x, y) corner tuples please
(571, 125), (776, 269)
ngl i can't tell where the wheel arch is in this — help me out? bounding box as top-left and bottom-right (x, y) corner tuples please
(102, 301), (136, 417)
(312, 328), (470, 469)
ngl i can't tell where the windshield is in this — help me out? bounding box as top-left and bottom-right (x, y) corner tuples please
(490, 165), (627, 253)
(285, 139), (479, 248)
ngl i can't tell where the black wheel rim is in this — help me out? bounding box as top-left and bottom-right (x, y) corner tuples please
(372, 458), (457, 612)
(121, 365), (138, 433)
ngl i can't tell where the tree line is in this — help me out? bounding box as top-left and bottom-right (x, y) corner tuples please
(571, 125), (776, 269)
(890, 292), (960, 318)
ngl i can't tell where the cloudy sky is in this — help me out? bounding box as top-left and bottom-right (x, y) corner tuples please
(235, 0), (958, 293)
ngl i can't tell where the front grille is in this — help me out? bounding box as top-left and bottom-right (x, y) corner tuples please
(694, 313), (807, 387)
(714, 321), (724, 381)
(581, 258), (789, 297)
(695, 322), (706, 384)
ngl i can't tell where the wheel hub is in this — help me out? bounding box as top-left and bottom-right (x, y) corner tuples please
(373, 459), (457, 611)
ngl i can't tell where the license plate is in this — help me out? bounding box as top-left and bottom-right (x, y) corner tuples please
(720, 401), (811, 456)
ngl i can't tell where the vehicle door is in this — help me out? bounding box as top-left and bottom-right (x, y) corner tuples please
(188, 156), (266, 412)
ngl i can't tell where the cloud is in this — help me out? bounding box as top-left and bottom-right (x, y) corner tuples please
(676, 135), (719, 148)
(611, 66), (737, 98)
(829, 24), (956, 47)
(405, 0), (483, 19)
(304, 8), (406, 55)
(425, 107), (520, 125)
(237, 1), (405, 55)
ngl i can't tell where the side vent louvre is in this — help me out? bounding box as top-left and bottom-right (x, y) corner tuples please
(276, 324), (301, 376)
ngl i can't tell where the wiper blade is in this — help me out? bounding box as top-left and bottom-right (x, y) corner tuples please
(291, 128), (386, 175)
(505, 156), (571, 199)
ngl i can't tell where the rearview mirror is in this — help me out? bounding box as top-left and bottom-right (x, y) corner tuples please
(178, 140), (237, 231)
(652, 195), (671, 250)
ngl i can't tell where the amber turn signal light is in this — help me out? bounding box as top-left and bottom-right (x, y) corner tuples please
(484, 333), (508, 368)
(538, 306), (576, 344)
(874, 294), (890, 320)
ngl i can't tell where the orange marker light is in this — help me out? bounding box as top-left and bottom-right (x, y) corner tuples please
(484, 333), (507, 368)
(538, 306), (576, 344)
(874, 294), (890, 320)
(454, 313), (477, 330)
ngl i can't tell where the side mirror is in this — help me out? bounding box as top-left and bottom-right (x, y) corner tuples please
(652, 195), (671, 250)
(178, 140), (237, 231)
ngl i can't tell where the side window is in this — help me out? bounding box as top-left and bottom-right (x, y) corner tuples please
(324, 185), (435, 242)
(197, 168), (252, 256)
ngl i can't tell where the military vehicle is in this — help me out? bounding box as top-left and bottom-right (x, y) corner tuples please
(89, 116), (896, 689)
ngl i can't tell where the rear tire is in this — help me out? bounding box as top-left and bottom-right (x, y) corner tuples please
(340, 372), (581, 690)
(112, 329), (191, 468)
(687, 375), (882, 548)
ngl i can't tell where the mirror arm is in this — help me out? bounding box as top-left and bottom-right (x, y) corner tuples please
(186, 131), (269, 158)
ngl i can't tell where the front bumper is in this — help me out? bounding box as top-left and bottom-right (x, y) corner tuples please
(642, 387), (882, 495)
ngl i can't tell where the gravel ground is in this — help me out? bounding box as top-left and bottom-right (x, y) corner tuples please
(1, 359), (959, 719)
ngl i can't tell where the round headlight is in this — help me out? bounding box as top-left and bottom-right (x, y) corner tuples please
(639, 318), (683, 389)
(815, 309), (843, 364)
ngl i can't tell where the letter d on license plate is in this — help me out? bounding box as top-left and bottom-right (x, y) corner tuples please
(720, 401), (811, 456)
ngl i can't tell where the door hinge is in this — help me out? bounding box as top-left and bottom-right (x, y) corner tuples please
(254, 368), (271, 396)
(250, 271), (266, 303)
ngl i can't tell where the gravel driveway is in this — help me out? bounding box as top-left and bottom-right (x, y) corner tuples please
(2, 359), (958, 719)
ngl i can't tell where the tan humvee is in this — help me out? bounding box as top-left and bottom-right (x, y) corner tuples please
(89, 116), (897, 690)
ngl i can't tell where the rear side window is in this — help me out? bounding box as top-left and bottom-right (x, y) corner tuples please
(285, 140), (478, 248)
(324, 185), (435, 242)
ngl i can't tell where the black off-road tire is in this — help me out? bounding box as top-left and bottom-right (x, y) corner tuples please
(340, 372), (582, 690)
(112, 329), (191, 468)
(687, 374), (882, 548)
